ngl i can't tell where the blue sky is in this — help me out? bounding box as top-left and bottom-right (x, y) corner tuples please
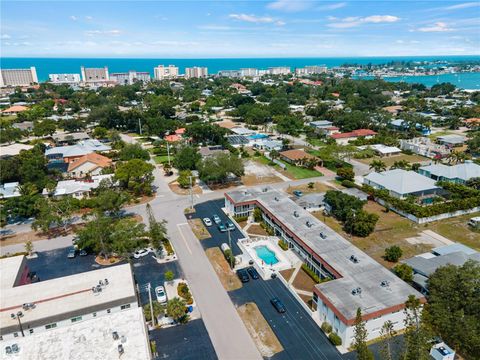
(1, 0), (479, 57)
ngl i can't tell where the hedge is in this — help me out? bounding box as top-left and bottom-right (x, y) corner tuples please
(321, 322), (332, 334)
(329, 332), (342, 346)
(233, 215), (248, 223)
(278, 239), (289, 251)
(301, 263), (320, 284)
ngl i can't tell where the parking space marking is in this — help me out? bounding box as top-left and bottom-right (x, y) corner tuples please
(177, 223), (193, 255)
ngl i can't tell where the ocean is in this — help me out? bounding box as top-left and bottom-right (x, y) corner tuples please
(1, 56), (480, 89)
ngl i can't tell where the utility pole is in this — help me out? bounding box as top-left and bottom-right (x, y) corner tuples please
(138, 118), (142, 136)
(166, 142), (171, 166)
(189, 176), (194, 210)
(147, 283), (155, 328)
(11, 311), (24, 337)
(227, 229), (234, 268)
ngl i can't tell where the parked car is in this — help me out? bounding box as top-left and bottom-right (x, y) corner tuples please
(67, 248), (76, 259)
(319, 232), (327, 239)
(270, 297), (286, 313)
(218, 223), (227, 232)
(226, 222), (235, 231)
(212, 214), (221, 224)
(293, 190), (303, 197)
(133, 248), (152, 259)
(155, 285), (167, 303)
(79, 249), (88, 256)
(236, 268), (250, 283)
(203, 218), (213, 227)
(247, 267), (259, 280)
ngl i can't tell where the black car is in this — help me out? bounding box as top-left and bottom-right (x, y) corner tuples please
(247, 266), (259, 280)
(236, 268), (250, 283)
(270, 297), (286, 313)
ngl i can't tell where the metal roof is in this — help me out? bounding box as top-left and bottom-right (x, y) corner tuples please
(364, 169), (439, 195)
(420, 162), (480, 182)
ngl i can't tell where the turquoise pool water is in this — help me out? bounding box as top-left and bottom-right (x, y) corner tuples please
(255, 245), (279, 265)
(248, 134), (268, 140)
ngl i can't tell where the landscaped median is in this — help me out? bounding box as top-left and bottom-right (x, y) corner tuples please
(188, 218), (211, 240)
(205, 247), (242, 291)
(237, 302), (284, 358)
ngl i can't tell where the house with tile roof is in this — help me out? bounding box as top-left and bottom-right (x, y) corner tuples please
(1, 105), (28, 115)
(67, 153), (113, 178)
(330, 129), (377, 144)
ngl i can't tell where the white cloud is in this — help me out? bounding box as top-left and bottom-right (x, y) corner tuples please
(69, 15), (78, 21)
(267, 0), (312, 12)
(443, 2), (479, 10)
(229, 14), (275, 23)
(317, 2), (347, 11)
(85, 29), (122, 36)
(1, 34), (11, 39)
(276, 20), (286, 26)
(85, 16), (93, 20)
(417, 22), (452, 32)
(328, 14), (400, 28)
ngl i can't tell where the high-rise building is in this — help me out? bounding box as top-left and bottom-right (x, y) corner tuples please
(80, 66), (109, 83)
(239, 68), (258, 77)
(267, 67), (291, 75)
(185, 67), (208, 79)
(295, 66), (328, 76)
(48, 73), (81, 84)
(217, 69), (241, 78)
(153, 65), (179, 80)
(0, 67), (38, 87)
(110, 70), (151, 85)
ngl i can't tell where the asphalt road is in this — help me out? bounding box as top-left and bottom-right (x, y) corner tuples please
(229, 277), (343, 360)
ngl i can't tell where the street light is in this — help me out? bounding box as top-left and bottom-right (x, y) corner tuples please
(11, 311), (24, 337)
(227, 228), (234, 268)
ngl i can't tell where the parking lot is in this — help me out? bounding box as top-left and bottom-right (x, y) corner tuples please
(191, 199), (245, 256)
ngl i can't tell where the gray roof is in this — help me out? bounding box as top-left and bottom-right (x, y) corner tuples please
(45, 139), (111, 158)
(432, 243), (478, 256)
(436, 134), (466, 144)
(364, 169), (439, 195)
(53, 132), (90, 142)
(309, 120), (333, 128)
(404, 251), (480, 277)
(226, 187), (422, 321)
(420, 162), (480, 182)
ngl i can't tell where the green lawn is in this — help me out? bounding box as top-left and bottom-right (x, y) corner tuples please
(253, 156), (322, 180)
(153, 155), (170, 164)
(306, 138), (325, 147)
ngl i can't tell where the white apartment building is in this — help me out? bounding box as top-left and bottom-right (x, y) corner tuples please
(153, 65), (179, 80)
(267, 67), (291, 75)
(239, 68), (259, 77)
(185, 67), (208, 79)
(110, 71), (151, 85)
(0, 256), (150, 359)
(295, 66), (327, 76)
(217, 69), (241, 78)
(80, 66), (110, 83)
(0, 67), (38, 87)
(48, 73), (81, 84)
(225, 187), (425, 348)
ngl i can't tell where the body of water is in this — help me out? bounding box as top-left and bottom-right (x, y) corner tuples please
(1, 55), (480, 89)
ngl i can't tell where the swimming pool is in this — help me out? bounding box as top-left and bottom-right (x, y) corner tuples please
(254, 245), (279, 265)
(248, 133), (268, 140)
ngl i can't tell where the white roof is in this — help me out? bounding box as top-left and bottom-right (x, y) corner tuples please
(420, 162), (480, 182)
(230, 127), (256, 135)
(364, 169), (439, 195)
(0, 182), (20, 198)
(359, 144), (401, 154)
(45, 140), (111, 158)
(44, 175), (114, 196)
(0, 307), (149, 360)
(0, 143), (33, 157)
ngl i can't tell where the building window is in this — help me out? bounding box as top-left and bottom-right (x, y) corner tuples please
(120, 304), (131, 310)
(0, 336), (3, 341)
(71, 316), (82, 323)
(29, 329), (34, 334)
(45, 323), (57, 330)
(107, 309), (111, 314)
(92, 312), (97, 317)
(13, 333), (18, 338)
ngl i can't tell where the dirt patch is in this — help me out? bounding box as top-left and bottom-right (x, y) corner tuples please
(168, 181), (203, 195)
(95, 255), (123, 266)
(0, 224), (84, 247)
(286, 181), (333, 195)
(205, 247), (242, 291)
(126, 194), (156, 207)
(237, 220), (248, 229)
(237, 302), (284, 358)
(247, 224), (269, 236)
(188, 219), (211, 240)
(129, 214), (143, 223)
(242, 160), (282, 186)
(299, 294), (315, 311)
(279, 268), (295, 282)
(292, 267), (317, 292)
(242, 174), (282, 186)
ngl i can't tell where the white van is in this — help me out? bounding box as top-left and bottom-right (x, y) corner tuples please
(467, 217), (480, 229)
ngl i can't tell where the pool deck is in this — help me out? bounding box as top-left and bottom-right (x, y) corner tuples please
(238, 237), (295, 280)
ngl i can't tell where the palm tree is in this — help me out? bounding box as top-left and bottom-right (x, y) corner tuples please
(270, 149), (280, 161)
(390, 160), (411, 170)
(370, 160), (387, 173)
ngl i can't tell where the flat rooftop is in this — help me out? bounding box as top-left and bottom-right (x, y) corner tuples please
(0, 263), (136, 336)
(226, 187), (423, 322)
(0, 255), (26, 290)
(0, 307), (150, 360)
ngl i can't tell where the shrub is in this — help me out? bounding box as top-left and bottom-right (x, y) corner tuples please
(164, 270), (175, 282)
(384, 245), (403, 262)
(177, 282), (193, 305)
(253, 208), (262, 222)
(301, 263), (320, 283)
(341, 179), (355, 188)
(336, 167), (355, 181)
(328, 332), (342, 346)
(233, 215), (248, 223)
(278, 239), (288, 251)
(307, 182), (315, 189)
(321, 322), (332, 334)
(224, 249), (235, 268)
(393, 263), (413, 283)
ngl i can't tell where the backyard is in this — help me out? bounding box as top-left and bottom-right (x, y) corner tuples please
(313, 202), (480, 268)
(253, 155), (322, 180)
(285, 181), (334, 195)
(356, 153), (429, 167)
